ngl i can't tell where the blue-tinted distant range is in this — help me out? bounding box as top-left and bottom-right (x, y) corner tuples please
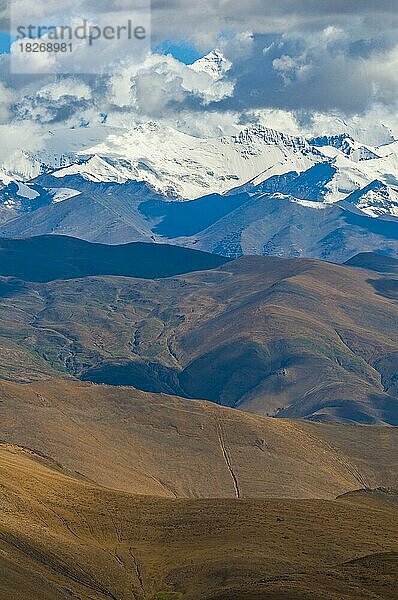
(0, 115), (398, 263)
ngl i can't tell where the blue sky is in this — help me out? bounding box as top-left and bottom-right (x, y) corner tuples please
(0, 32), (12, 54)
(153, 40), (202, 64)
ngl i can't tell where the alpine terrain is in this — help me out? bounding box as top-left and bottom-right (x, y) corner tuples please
(0, 52), (398, 264)
(1, 23), (398, 600)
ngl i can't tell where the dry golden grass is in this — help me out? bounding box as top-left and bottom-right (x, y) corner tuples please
(1, 379), (397, 500)
(0, 446), (397, 600)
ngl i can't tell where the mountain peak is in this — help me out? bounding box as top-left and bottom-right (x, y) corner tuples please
(228, 125), (310, 153)
(190, 49), (231, 80)
(309, 133), (354, 154)
(342, 179), (398, 217)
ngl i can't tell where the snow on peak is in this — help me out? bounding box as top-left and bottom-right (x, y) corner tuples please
(39, 121), (398, 209)
(3, 118), (397, 218)
(0, 170), (12, 187)
(309, 134), (381, 162)
(133, 122), (163, 134)
(53, 155), (134, 183)
(66, 122), (320, 199)
(342, 180), (398, 217)
(309, 134), (354, 152)
(190, 49), (231, 80)
(230, 125), (311, 152)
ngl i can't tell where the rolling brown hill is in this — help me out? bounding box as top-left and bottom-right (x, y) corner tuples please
(0, 445), (397, 600)
(1, 379), (397, 499)
(0, 249), (397, 423)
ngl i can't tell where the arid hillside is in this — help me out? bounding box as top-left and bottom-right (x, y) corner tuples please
(1, 240), (397, 598)
(0, 445), (397, 600)
(1, 379), (397, 499)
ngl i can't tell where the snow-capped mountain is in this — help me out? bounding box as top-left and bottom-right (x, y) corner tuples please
(341, 180), (398, 218)
(1, 119), (398, 263)
(309, 134), (380, 160)
(190, 49), (232, 80)
(0, 168), (82, 221)
(10, 120), (395, 210)
(50, 123), (321, 200)
(0, 170), (47, 212)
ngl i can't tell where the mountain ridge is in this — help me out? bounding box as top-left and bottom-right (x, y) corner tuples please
(0, 235), (229, 282)
(0, 237), (396, 425)
(0, 121), (397, 262)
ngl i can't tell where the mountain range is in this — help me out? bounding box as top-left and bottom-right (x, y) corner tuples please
(1, 115), (398, 262)
(2, 29), (398, 600)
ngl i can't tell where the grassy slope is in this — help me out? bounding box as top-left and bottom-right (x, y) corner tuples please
(0, 446), (397, 600)
(0, 253), (397, 423)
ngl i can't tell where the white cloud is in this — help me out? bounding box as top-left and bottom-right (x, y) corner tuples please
(37, 80), (92, 102)
(0, 121), (46, 177)
(0, 83), (14, 124)
(108, 52), (234, 117)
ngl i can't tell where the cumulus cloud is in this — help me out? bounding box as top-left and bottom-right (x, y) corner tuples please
(211, 29), (398, 116)
(11, 77), (95, 123)
(108, 53), (233, 118)
(149, 0), (398, 47)
(0, 122), (46, 176)
(0, 82), (13, 123)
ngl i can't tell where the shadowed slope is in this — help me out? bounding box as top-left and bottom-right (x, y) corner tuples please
(345, 252), (398, 273)
(0, 236), (229, 282)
